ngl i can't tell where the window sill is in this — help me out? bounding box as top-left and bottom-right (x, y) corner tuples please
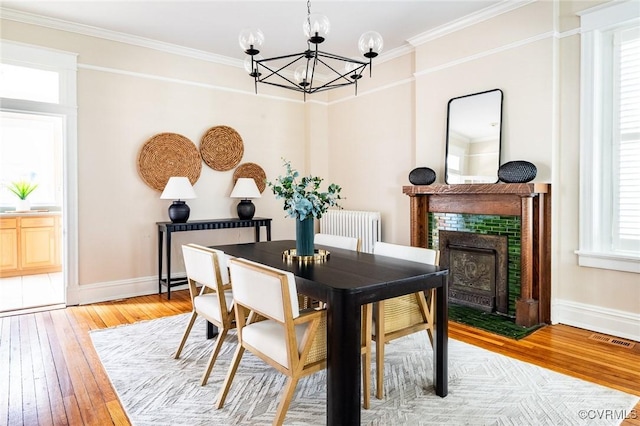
(575, 250), (640, 274)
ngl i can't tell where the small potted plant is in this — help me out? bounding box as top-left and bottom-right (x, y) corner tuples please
(6, 180), (38, 211)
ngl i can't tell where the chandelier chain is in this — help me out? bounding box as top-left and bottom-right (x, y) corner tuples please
(306, 0), (312, 50)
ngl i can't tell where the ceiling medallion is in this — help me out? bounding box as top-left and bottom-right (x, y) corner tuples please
(239, 0), (383, 100)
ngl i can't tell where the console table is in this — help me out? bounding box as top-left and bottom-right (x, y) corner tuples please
(157, 217), (272, 299)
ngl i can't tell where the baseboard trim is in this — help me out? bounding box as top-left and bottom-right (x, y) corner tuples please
(552, 299), (640, 342)
(76, 275), (187, 305)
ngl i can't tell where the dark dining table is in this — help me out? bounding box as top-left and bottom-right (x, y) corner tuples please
(211, 239), (449, 425)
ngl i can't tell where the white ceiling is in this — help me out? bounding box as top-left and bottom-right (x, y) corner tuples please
(1, 1), (506, 64)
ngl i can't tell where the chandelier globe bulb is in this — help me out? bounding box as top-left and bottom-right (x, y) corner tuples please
(303, 13), (330, 44)
(344, 61), (362, 80)
(294, 65), (311, 87)
(243, 55), (263, 77)
(239, 28), (264, 55)
(358, 31), (384, 58)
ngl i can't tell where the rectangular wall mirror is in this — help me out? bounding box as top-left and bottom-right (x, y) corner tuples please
(445, 88), (503, 184)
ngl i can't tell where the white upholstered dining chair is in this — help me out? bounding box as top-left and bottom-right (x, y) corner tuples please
(174, 244), (235, 386)
(314, 233), (361, 251)
(216, 258), (327, 426)
(367, 241), (439, 400)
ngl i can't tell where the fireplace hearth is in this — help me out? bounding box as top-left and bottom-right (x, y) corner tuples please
(439, 231), (509, 314)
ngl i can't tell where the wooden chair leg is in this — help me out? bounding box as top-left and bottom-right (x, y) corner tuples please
(201, 327), (228, 386)
(361, 303), (372, 409)
(174, 311), (198, 359)
(216, 343), (245, 409)
(375, 301), (385, 400)
(273, 376), (299, 426)
(362, 352), (370, 409)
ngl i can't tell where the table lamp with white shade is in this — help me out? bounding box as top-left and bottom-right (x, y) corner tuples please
(160, 177), (197, 223)
(230, 178), (261, 220)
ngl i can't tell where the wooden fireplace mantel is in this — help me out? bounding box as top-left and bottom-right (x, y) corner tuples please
(403, 183), (551, 327)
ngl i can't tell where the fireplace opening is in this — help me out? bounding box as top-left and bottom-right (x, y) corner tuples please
(449, 246), (496, 311)
(439, 231), (509, 314)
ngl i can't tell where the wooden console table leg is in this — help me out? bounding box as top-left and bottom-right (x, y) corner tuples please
(166, 229), (172, 300)
(158, 228), (163, 295)
(516, 196), (539, 327)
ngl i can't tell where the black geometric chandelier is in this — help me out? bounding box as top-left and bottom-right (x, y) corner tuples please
(239, 0), (383, 100)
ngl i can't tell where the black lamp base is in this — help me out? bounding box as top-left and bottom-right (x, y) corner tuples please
(237, 199), (255, 220)
(168, 201), (190, 223)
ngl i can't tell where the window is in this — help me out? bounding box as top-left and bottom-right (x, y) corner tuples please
(577, 1), (640, 273)
(614, 26), (640, 253)
(0, 63), (59, 103)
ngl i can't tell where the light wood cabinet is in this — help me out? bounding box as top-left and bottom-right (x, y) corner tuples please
(0, 214), (61, 277)
(0, 218), (19, 273)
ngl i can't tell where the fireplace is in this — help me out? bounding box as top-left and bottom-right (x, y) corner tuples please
(439, 231), (509, 314)
(403, 183), (551, 327)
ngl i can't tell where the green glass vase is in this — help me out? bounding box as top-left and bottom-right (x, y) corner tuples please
(296, 217), (315, 256)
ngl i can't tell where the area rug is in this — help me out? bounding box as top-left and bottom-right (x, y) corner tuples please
(90, 314), (638, 426)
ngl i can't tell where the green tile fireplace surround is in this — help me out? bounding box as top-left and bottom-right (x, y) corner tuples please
(428, 213), (521, 316)
(402, 183), (551, 328)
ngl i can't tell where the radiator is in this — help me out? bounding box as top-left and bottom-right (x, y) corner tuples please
(319, 210), (381, 253)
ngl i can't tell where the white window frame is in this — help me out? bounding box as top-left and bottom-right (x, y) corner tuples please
(577, 1), (640, 274)
(0, 40), (80, 303)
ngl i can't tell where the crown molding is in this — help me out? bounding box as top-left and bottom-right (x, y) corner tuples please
(377, 43), (415, 65)
(0, 7), (243, 68)
(407, 0), (536, 47)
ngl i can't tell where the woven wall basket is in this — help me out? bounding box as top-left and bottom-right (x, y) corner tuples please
(137, 133), (202, 191)
(200, 125), (244, 171)
(233, 162), (267, 193)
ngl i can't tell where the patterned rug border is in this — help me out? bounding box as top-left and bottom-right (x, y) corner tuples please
(91, 314), (639, 426)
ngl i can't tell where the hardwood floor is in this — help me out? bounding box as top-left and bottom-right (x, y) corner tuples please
(1, 290), (638, 425)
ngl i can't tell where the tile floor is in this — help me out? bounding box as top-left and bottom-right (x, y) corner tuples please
(0, 272), (65, 314)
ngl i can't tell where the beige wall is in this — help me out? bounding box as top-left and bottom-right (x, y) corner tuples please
(328, 56), (416, 244)
(1, 0), (638, 340)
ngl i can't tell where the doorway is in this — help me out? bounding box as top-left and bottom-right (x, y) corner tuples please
(0, 42), (78, 315)
(0, 111), (65, 315)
